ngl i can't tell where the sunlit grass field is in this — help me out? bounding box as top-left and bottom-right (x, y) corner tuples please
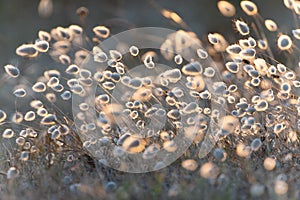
(0, 0), (300, 199)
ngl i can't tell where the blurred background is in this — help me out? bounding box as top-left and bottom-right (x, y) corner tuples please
(0, 0), (293, 68)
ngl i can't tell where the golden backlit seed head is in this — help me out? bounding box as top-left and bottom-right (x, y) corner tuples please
(181, 159), (198, 171)
(74, 50), (89, 64)
(251, 77), (260, 87)
(79, 102), (89, 111)
(61, 90), (72, 100)
(274, 181), (288, 195)
(257, 39), (268, 50)
(76, 6), (89, 18)
(110, 72), (122, 82)
(58, 54), (71, 65)
(292, 80), (300, 87)
(12, 112), (23, 123)
(240, 1), (258, 16)
(283, 0), (294, 9)
(208, 33), (219, 44)
(217, 1), (236, 17)
(103, 70), (112, 79)
(38, 30), (51, 42)
(131, 87), (152, 102)
(167, 109), (181, 120)
(239, 38), (251, 48)
(225, 61), (239, 73)
(219, 115), (239, 135)
(30, 100), (43, 109)
(277, 63), (287, 73)
(20, 151), (30, 161)
(41, 114), (57, 125)
(70, 84), (84, 95)
(16, 44), (38, 57)
(128, 78), (142, 89)
(48, 126), (58, 134)
(37, 107), (48, 117)
(23, 141), (31, 149)
(277, 35), (292, 51)
(227, 95), (235, 104)
(129, 46), (139, 57)
(174, 54), (183, 65)
(93, 71), (104, 82)
(51, 84), (64, 92)
(52, 41), (71, 54)
(254, 100), (268, 111)
(264, 19), (278, 32)
(56, 27), (73, 40)
(4, 64), (20, 78)
(69, 24), (83, 35)
(161, 9), (183, 24)
(16, 137), (26, 146)
(13, 88), (27, 98)
(79, 69), (92, 79)
(294, 1), (300, 14)
(200, 162), (219, 179)
(32, 82), (46, 93)
(196, 48), (208, 59)
(93, 26), (110, 39)
(3, 128), (14, 139)
(198, 90), (209, 100)
(65, 64), (80, 75)
(109, 50), (122, 61)
(38, 0), (53, 18)
(292, 29), (300, 39)
(142, 144), (160, 159)
(46, 92), (57, 103)
(239, 48), (256, 59)
(163, 68), (182, 83)
(59, 124), (70, 135)
(24, 111), (36, 121)
(247, 37), (256, 47)
(226, 44), (242, 55)
(210, 33), (228, 52)
(102, 81), (115, 90)
(93, 47), (108, 63)
(34, 40), (49, 52)
(202, 68), (215, 79)
(235, 20), (250, 36)
(122, 135), (146, 153)
(182, 61), (203, 76)
(96, 94), (110, 105)
(284, 71), (296, 80)
(44, 69), (61, 79)
(163, 140), (177, 152)
(47, 77), (60, 87)
(227, 84), (237, 92)
(143, 55), (155, 69)
(236, 143), (251, 158)
(268, 65), (276, 75)
(263, 157), (276, 171)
